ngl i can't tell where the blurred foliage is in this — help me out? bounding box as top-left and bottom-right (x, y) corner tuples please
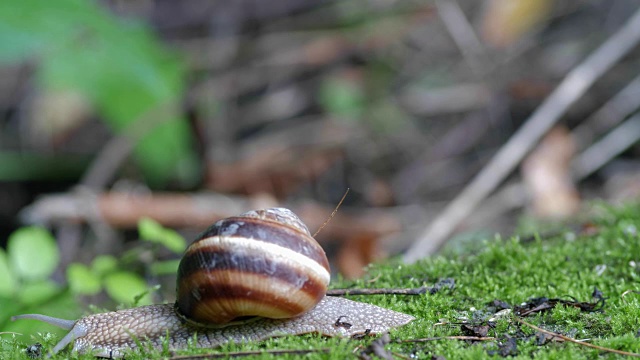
(138, 217), (187, 255)
(7, 227), (59, 282)
(318, 76), (365, 120)
(67, 262), (102, 295)
(0, 152), (90, 181)
(0, 219), (186, 338)
(102, 271), (152, 306)
(139, 217), (186, 276)
(66, 254), (153, 305)
(0, 0), (198, 186)
(0, 227), (59, 301)
(0, 226), (75, 337)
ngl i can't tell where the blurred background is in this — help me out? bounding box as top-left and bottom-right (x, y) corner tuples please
(1, 0), (640, 338)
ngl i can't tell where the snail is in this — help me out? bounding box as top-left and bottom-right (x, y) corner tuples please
(13, 208), (414, 358)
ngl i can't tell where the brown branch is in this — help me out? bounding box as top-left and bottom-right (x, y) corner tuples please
(402, 336), (496, 343)
(327, 287), (427, 296)
(515, 317), (640, 357)
(21, 192), (400, 237)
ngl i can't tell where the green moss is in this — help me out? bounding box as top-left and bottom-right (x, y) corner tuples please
(3, 202), (640, 359)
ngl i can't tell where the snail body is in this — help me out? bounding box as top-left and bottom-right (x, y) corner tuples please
(13, 208), (414, 358)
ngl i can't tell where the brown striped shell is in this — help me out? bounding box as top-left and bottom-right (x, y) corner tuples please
(175, 208), (331, 326)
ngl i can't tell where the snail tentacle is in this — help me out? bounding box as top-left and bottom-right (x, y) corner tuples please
(12, 314), (88, 356)
(11, 314), (77, 330)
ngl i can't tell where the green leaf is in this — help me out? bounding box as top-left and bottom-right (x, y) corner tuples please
(17, 280), (60, 305)
(104, 271), (152, 305)
(91, 255), (118, 277)
(0, 0), (198, 186)
(318, 77), (365, 119)
(7, 227), (59, 281)
(67, 263), (102, 295)
(138, 217), (165, 240)
(149, 259), (181, 276)
(0, 250), (15, 297)
(138, 217), (186, 254)
(0, 297), (21, 325)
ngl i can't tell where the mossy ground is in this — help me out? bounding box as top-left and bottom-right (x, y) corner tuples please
(2, 202), (639, 359)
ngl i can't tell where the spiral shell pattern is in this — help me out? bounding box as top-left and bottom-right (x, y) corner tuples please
(176, 208), (331, 325)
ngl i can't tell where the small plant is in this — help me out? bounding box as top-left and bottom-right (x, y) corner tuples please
(0, 219), (187, 342)
(65, 218), (186, 306)
(0, 226), (72, 338)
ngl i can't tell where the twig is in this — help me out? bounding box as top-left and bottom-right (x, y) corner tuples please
(621, 289), (640, 301)
(404, 8), (640, 262)
(402, 336), (496, 343)
(327, 287), (427, 296)
(313, 188), (349, 237)
(168, 348), (330, 359)
(398, 83), (492, 116)
(572, 74), (640, 150)
(366, 274), (382, 284)
(572, 113), (640, 179)
(515, 317), (640, 357)
(467, 74), (640, 229)
(469, 112), (640, 226)
(435, 0), (491, 75)
(20, 192), (400, 236)
(390, 351), (411, 360)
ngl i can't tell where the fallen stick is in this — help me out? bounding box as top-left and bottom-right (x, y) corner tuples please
(404, 8), (640, 262)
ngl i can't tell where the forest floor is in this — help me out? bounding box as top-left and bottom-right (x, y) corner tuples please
(2, 201), (640, 359)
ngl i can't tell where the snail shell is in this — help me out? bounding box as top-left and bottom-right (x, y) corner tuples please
(175, 208), (330, 325)
(12, 208), (414, 358)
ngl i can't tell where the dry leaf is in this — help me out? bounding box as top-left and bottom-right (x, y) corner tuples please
(522, 126), (580, 218)
(481, 0), (553, 47)
(28, 90), (93, 147)
(337, 233), (385, 279)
